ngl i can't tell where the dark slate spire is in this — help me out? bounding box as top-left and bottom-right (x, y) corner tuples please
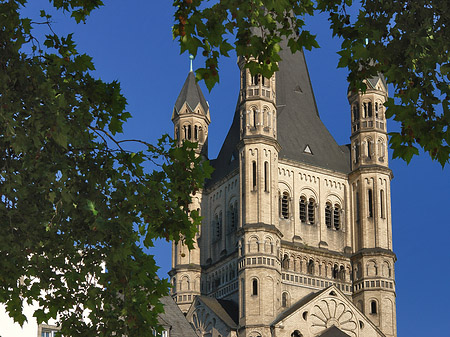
(174, 71), (209, 115)
(275, 45), (351, 173)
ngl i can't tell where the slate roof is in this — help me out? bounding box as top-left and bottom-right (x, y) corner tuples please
(367, 73), (387, 90)
(198, 296), (239, 329)
(158, 296), (198, 337)
(174, 71), (209, 114)
(275, 45), (351, 173)
(318, 326), (352, 337)
(206, 44), (351, 187)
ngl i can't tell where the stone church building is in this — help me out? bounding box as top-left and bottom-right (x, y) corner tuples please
(169, 45), (397, 337)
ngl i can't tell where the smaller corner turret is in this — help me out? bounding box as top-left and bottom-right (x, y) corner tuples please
(238, 57), (277, 140)
(348, 74), (389, 170)
(172, 64), (211, 158)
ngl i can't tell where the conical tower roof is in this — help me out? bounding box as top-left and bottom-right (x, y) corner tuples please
(173, 71), (209, 116)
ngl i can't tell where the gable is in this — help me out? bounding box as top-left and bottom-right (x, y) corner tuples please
(186, 296), (238, 337)
(272, 286), (386, 337)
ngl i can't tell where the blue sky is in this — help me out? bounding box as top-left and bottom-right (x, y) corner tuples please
(25, 1), (450, 336)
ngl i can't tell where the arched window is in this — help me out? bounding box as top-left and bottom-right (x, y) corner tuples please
(339, 266), (345, 280)
(370, 300), (377, 314)
(332, 264), (339, 279)
(352, 105), (359, 121)
(299, 197), (307, 222)
(308, 198), (315, 224)
(252, 279), (258, 296)
(367, 139), (372, 159)
(375, 102), (379, 118)
(281, 192), (290, 219)
(307, 259), (315, 275)
(194, 125), (198, 140)
(253, 108), (257, 127)
(187, 125), (192, 140)
(334, 204), (341, 230)
(368, 102), (373, 117)
(282, 254), (290, 270)
(251, 74), (259, 85)
(325, 203), (332, 228)
(380, 190), (385, 219)
(215, 212), (222, 239)
(291, 330), (302, 337)
(282, 292), (288, 308)
(363, 102), (368, 118)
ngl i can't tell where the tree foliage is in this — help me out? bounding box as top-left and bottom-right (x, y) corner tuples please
(174, 0), (450, 166)
(0, 1), (211, 336)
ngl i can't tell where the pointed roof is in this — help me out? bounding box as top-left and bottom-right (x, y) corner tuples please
(196, 296), (239, 329)
(158, 296), (198, 337)
(275, 46), (351, 173)
(174, 71), (209, 115)
(318, 326), (352, 337)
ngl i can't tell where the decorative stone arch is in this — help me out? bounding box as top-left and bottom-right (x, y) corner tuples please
(180, 275), (190, 291)
(366, 260), (378, 276)
(282, 253), (291, 270)
(264, 235), (274, 254)
(362, 99), (373, 118)
(281, 291), (290, 308)
(248, 235), (260, 253)
(382, 260), (392, 277)
(249, 331), (263, 337)
(262, 105), (270, 127)
(278, 183), (292, 220)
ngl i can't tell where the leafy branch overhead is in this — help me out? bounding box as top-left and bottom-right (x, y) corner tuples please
(1, 1), (211, 336)
(173, 0), (450, 166)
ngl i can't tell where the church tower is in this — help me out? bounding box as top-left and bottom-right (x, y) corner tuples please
(237, 58), (282, 336)
(348, 76), (397, 337)
(169, 62), (210, 313)
(169, 46), (398, 337)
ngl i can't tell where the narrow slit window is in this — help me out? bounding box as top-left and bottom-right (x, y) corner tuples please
(187, 125), (192, 140)
(356, 191), (360, 223)
(368, 102), (373, 117)
(253, 108), (257, 127)
(367, 140), (372, 159)
(282, 293), (288, 307)
(371, 300), (377, 314)
(264, 161), (269, 192)
(252, 279), (258, 295)
(355, 142), (360, 163)
(194, 125), (198, 140)
(252, 161), (257, 190)
(368, 189), (373, 218)
(380, 190), (385, 219)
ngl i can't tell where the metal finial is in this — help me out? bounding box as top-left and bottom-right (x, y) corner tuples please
(189, 55), (194, 72)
